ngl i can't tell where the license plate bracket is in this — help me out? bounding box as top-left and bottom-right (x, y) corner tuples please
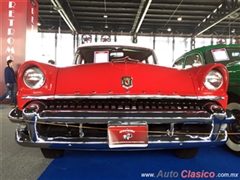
(108, 121), (148, 148)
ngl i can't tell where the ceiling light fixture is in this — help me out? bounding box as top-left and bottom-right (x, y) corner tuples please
(49, 6), (53, 13)
(53, 6), (62, 11)
(103, 0), (108, 29)
(163, 0), (183, 30)
(229, 12), (239, 19)
(177, 16), (182, 21)
(167, 27), (171, 31)
(37, 22), (41, 26)
(50, 0), (76, 32)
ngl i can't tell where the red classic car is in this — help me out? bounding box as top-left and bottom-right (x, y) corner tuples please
(9, 43), (234, 158)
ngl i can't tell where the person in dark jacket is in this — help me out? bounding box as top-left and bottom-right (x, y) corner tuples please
(0, 59), (16, 105)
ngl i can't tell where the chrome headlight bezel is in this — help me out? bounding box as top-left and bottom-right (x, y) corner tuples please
(204, 69), (223, 91)
(23, 66), (46, 89)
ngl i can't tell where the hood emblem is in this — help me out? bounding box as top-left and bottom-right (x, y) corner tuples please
(122, 76), (133, 89)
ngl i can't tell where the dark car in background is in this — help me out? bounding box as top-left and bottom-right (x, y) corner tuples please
(173, 43), (240, 156)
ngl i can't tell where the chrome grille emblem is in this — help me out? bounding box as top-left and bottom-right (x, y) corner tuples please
(122, 76), (133, 89)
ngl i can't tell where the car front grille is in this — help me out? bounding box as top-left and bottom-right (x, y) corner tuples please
(28, 99), (212, 111)
(36, 123), (213, 141)
(20, 98), (225, 143)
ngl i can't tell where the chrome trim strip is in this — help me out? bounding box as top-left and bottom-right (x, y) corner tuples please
(15, 130), (228, 148)
(35, 113), (213, 123)
(22, 95), (224, 100)
(37, 116), (211, 120)
(9, 108), (234, 124)
(41, 110), (209, 114)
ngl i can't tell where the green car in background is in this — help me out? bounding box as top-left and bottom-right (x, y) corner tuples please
(173, 43), (240, 156)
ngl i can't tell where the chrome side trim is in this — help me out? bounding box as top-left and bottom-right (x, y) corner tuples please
(22, 95), (224, 100)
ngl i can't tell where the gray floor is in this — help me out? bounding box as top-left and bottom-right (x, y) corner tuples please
(0, 104), (52, 180)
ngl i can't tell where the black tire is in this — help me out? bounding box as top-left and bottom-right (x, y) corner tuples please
(173, 148), (199, 159)
(226, 96), (240, 157)
(41, 148), (64, 158)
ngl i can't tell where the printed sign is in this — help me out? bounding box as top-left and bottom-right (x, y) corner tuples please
(94, 51), (109, 63)
(211, 48), (229, 62)
(108, 125), (148, 148)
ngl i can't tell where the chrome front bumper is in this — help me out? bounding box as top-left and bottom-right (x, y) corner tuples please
(15, 129), (228, 150)
(10, 107), (235, 150)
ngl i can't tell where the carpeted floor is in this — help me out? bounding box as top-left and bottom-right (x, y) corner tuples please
(1, 104), (52, 180)
(38, 145), (240, 180)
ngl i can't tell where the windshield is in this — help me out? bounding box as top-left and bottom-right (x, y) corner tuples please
(73, 45), (158, 65)
(204, 47), (240, 65)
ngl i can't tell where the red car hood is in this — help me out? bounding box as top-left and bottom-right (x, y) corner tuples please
(55, 62), (196, 96)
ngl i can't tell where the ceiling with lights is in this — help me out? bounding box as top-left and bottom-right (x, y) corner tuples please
(37, 0), (240, 38)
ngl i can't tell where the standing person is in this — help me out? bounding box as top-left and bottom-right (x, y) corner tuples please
(0, 59), (16, 105)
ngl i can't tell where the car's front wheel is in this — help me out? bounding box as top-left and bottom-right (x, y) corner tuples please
(41, 148), (64, 158)
(173, 148), (199, 158)
(226, 98), (240, 157)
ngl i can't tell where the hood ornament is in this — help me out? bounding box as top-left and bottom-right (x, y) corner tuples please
(122, 76), (133, 89)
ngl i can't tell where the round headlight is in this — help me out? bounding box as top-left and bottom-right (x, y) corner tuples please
(23, 67), (45, 89)
(204, 70), (223, 90)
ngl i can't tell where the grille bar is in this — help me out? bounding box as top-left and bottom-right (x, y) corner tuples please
(37, 99), (210, 111)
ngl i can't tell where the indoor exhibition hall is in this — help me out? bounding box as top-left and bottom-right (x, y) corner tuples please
(0, 0), (240, 179)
